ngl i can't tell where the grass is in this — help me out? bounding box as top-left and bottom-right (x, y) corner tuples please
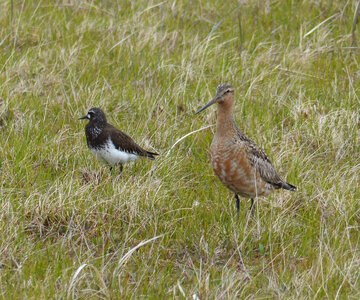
(0, 0), (360, 298)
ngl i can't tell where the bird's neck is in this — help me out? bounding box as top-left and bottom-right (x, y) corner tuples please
(215, 103), (237, 138)
(92, 119), (108, 129)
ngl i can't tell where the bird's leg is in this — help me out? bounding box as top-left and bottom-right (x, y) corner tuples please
(110, 166), (113, 174)
(235, 194), (240, 220)
(250, 198), (255, 217)
(119, 164), (123, 173)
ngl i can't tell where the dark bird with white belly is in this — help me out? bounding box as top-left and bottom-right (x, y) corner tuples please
(79, 107), (158, 173)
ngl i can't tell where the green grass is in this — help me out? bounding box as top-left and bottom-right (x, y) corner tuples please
(1, 0), (360, 298)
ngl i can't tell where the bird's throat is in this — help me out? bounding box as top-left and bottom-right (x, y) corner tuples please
(215, 104), (236, 138)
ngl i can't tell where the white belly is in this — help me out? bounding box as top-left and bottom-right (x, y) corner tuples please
(90, 140), (139, 166)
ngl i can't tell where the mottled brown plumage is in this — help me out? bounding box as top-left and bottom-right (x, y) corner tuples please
(196, 83), (296, 216)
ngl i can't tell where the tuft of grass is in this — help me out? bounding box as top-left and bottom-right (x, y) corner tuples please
(1, 0), (360, 298)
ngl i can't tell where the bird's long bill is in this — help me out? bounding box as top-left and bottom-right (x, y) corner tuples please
(79, 114), (89, 120)
(195, 97), (218, 115)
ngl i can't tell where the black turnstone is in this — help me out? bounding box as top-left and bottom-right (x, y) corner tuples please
(79, 107), (158, 173)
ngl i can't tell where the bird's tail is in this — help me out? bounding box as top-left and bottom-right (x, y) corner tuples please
(281, 182), (296, 191)
(146, 151), (159, 160)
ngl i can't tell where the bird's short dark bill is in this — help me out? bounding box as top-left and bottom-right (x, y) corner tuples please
(195, 97), (218, 114)
(79, 115), (89, 120)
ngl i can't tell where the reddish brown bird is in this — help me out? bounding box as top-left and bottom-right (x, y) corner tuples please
(196, 83), (296, 217)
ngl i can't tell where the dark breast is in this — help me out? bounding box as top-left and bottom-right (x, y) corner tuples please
(85, 123), (107, 149)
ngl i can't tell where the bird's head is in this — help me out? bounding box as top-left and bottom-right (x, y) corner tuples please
(195, 83), (235, 114)
(79, 107), (107, 124)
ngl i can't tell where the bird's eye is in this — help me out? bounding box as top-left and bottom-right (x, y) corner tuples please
(225, 89), (231, 94)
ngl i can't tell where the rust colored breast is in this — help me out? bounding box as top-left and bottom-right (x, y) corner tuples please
(209, 140), (270, 198)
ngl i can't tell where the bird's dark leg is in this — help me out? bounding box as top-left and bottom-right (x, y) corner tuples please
(235, 194), (240, 219)
(250, 198), (255, 217)
(110, 166), (113, 174)
(119, 164), (123, 173)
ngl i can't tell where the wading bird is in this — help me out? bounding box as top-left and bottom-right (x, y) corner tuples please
(195, 84), (296, 217)
(79, 108), (158, 173)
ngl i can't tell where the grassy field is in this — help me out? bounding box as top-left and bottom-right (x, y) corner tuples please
(1, 0), (360, 298)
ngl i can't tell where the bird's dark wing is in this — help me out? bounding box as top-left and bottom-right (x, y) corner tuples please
(105, 125), (158, 159)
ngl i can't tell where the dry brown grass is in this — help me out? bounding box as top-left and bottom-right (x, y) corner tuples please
(0, 0), (360, 298)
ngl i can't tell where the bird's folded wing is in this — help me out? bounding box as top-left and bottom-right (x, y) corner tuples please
(243, 138), (284, 188)
(106, 125), (149, 156)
